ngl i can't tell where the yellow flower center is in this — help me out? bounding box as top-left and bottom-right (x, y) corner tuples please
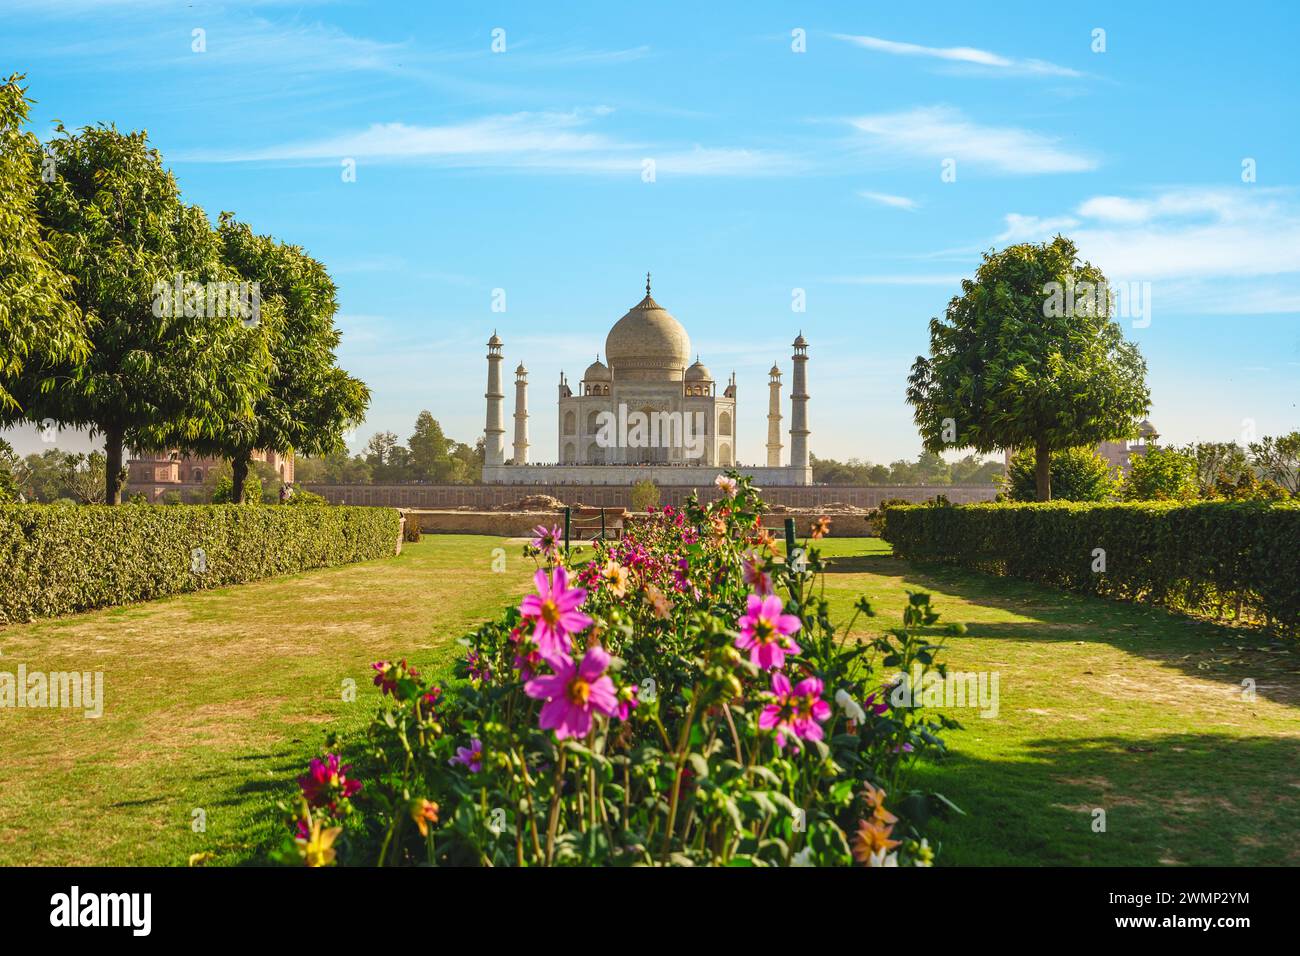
(568, 677), (591, 706)
(753, 618), (776, 644)
(540, 598), (561, 627)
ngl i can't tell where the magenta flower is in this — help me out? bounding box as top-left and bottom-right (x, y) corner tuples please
(449, 738), (483, 773)
(298, 753), (362, 809)
(742, 552), (773, 596)
(519, 566), (592, 656)
(465, 650), (492, 684)
(523, 646), (619, 740)
(735, 594), (803, 670)
(759, 672), (831, 751)
(531, 524), (562, 556)
(616, 684), (639, 721)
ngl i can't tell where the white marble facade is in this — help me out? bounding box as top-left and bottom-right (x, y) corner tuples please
(483, 277), (811, 486)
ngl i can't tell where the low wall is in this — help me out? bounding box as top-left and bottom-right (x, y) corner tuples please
(481, 463), (814, 486)
(403, 508), (877, 538)
(309, 483), (998, 510)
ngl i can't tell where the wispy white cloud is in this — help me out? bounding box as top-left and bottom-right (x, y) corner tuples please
(833, 33), (1084, 78)
(177, 109), (795, 176)
(858, 190), (918, 210)
(996, 187), (1300, 314)
(996, 212), (1081, 241)
(846, 106), (1096, 175)
(999, 187), (1300, 281)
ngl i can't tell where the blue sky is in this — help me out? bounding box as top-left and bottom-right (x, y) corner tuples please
(4, 0), (1298, 463)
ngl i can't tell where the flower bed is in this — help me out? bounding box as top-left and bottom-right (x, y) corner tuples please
(275, 475), (964, 867)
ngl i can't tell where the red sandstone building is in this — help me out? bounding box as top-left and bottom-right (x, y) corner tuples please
(126, 449), (294, 502)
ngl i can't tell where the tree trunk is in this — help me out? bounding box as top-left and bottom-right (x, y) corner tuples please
(231, 455), (251, 504)
(105, 427), (124, 506)
(1034, 438), (1052, 502)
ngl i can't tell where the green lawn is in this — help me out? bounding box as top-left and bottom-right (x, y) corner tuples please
(2, 534), (1296, 866)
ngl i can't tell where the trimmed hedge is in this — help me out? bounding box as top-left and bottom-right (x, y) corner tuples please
(0, 504), (401, 624)
(881, 500), (1300, 636)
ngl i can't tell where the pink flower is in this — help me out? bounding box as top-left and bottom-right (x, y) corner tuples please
(373, 659), (420, 698)
(524, 646), (619, 740)
(298, 753), (362, 809)
(759, 672), (831, 751)
(450, 738), (483, 773)
(531, 524), (562, 556)
(616, 684), (639, 721)
(742, 552), (773, 596)
(735, 594), (802, 670)
(465, 650), (492, 684)
(519, 566), (592, 656)
(715, 474), (738, 497)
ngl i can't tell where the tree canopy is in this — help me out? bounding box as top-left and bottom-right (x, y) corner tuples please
(15, 122), (269, 502)
(907, 237), (1150, 500)
(0, 74), (87, 413)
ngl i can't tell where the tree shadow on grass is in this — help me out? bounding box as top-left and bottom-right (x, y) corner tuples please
(910, 731), (1300, 866)
(824, 552), (1300, 709)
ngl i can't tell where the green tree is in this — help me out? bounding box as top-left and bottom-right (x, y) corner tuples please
(0, 75), (88, 414)
(1003, 447), (1118, 502)
(365, 431), (414, 482)
(630, 479), (660, 511)
(409, 410), (452, 481)
(0, 438), (20, 502)
(61, 451), (107, 504)
(176, 216), (368, 504)
(1122, 447), (1198, 501)
(210, 471), (263, 504)
(907, 237), (1150, 500)
(1249, 432), (1300, 496)
(18, 124), (269, 504)
(1184, 441), (1250, 496)
(296, 450), (372, 485)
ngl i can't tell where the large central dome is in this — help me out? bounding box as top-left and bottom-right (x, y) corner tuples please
(604, 291), (691, 380)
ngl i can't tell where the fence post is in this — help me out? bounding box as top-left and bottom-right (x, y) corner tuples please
(600, 509), (606, 541)
(563, 506), (572, 554)
(783, 517), (796, 555)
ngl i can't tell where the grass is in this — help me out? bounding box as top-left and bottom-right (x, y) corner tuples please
(816, 538), (1300, 866)
(0, 535), (534, 866)
(1, 534), (1295, 866)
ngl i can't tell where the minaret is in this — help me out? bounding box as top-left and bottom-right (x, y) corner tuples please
(512, 362), (529, 465)
(789, 333), (810, 470)
(766, 363), (783, 467)
(484, 332), (505, 467)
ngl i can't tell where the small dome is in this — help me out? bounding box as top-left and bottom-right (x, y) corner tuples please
(1137, 419), (1157, 437)
(792, 333), (808, 348)
(769, 363), (781, 377)
(685, 359), (713, 381)
(583, 357), (611, 381)
(488, 332), (503, 346)
(515, 362), (527, 375)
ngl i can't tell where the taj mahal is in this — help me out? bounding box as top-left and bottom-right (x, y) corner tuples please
(481, 276), (813, 486)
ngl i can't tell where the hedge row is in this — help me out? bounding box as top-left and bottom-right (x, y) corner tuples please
(881, 500), (1300, 636)
(0, 504), (402, 624)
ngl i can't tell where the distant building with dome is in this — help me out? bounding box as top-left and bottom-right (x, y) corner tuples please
(481, 276), (812, 486)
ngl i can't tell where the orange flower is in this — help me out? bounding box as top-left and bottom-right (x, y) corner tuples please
(810, 516), (831, 539)
(861, 782), (898, 827)
(645, 584), (673, 620)
(410, 798), (440, 837)
(851, 818), (901, 864)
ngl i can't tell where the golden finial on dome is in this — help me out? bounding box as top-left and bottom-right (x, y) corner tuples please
(646, 271), (651, 296)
